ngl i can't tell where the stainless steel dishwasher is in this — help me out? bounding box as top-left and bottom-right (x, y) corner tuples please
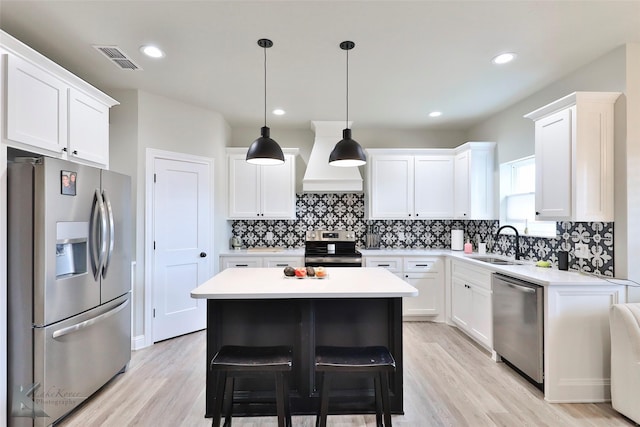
(492, 273), (544, 385)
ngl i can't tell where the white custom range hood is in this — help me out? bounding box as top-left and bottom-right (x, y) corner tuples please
(302, 121), (363, 193)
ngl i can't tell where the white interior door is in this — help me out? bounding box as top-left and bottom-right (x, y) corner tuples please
(152, 157), (210, 342)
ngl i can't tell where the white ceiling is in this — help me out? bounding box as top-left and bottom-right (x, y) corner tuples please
(1, 1), (639, 131)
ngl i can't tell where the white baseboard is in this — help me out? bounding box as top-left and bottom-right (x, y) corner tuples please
(132, 334), (149, 351)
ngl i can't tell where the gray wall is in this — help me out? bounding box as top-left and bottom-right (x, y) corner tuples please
(108, 89), (231, 342)
(466, 43), (640, 301)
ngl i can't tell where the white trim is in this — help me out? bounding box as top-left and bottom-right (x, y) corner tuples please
(144, 148), (214, 348)
(1, 143), (8, 424)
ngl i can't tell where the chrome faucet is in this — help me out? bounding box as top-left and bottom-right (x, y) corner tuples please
(495, 225), (521, 260)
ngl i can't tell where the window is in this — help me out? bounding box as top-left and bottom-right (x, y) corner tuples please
(499, 156), (556, 237)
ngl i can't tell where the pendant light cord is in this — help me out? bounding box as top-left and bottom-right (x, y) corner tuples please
(263, 45), (267, 128)
(345, 47), (349, 129)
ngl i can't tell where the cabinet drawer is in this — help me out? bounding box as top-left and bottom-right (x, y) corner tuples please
(404, 258), (440, 273)
(221, 257), (263, 270)
(264, 257), (303, 268)
(451, 260), (492, 290)
(365, 257), (403, 273)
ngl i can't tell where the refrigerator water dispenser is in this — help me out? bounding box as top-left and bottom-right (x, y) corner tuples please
(56, 222), (88, 278)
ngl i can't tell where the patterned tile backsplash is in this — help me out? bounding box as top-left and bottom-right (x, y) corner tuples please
(231, 193), (614, 276)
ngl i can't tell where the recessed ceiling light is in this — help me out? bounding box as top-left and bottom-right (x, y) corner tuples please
(492, 52), (516, 65)
(140, 45), (165, 58)
(429, 111), (442, 118)
(272, 109), (286, 116)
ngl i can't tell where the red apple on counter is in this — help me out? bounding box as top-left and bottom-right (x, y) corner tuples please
(294, 267), (307, 278)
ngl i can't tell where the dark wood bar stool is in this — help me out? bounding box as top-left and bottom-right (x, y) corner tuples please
(210, 345), (293, 427)
(315, 345), (396, 427)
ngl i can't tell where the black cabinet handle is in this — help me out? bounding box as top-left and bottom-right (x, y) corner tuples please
(535, 211), (540, 215)
(72, 150), (78, 155)
(62, 147), (67, 152)
(416, 264), (429, 267)
(379, 264), (390, 267)
(276, 264), (288, 267)
(236, 264), (248, 267)
(200, 252), (207, 258)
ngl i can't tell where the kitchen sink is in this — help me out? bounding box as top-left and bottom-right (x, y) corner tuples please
(467, 255), (522, 265)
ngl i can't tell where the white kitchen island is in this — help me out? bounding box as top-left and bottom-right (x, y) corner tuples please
(191, 267), (418, 418)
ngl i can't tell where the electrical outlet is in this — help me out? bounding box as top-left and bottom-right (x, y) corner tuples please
(575, 243), (589, 259)
(266, 232), (274, 241)
(397, 232), (405, 241)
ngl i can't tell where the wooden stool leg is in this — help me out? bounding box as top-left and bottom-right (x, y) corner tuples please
(380, 372), (392, 427)
(374, 374), (383, 427)
(223, 376), (234, 427)
(316, 372), (331, 427)
(212, 372), (227, 427)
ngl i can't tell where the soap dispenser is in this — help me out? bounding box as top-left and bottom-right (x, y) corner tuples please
(464, 240), (473, 254)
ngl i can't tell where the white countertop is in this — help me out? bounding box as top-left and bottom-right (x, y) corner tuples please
(359, 248), (449, 256)
(219, 248), (304, 257)
(219, 247), (623, 287)
(191, 267), (419, 299)
(447, 252), (617, 287)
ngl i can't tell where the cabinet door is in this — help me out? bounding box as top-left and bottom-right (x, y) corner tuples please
(68, 88), (109, 166)
(228, 155), (261, 218)
(451, 277), (471, 329)
(260, 154), (295, 219)
(6, 55), (68, 154)
(369, 156), (413, 219)
(535, 108), (572, 220)
(264, 257), (303, 268)
(453, 151), (470, 219)
(414, 156), (454, 218)
(220, 257), (263, 271)
(470, 285), (493, 348)
(404, 273), (441, 319)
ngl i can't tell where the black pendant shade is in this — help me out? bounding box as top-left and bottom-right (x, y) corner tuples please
(328, 128), (366, 167)
(329, 40), (366, 167)
(246, 126), (285, 165)
(246, 38), (285, 165)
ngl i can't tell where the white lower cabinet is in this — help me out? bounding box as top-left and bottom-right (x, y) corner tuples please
(365, 256), (444, 322)
(450, 259), (493, 349)
(264, 257), (302, 268)
(365, 257), (403, 278)
(220, 255), (303, 271)
(220, 257), (263, 270)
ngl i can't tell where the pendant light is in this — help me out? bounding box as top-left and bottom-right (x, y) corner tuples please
(246, 38), (285, 165)
(329, 41), (366, 167)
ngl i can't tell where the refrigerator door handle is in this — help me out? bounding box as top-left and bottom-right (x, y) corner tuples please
(102, 190), (115, 279)
(52, 298), (130, 339)
(90, 189), (108, 280)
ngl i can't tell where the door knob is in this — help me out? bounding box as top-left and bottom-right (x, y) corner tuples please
(200, 252), (207, 258)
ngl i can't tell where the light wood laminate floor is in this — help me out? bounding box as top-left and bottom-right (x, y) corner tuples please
(58, 322), (633, 426)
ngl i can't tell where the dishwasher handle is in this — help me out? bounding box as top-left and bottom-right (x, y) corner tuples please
(506, 282), (536, 293)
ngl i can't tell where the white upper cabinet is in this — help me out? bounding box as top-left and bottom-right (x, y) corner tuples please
(68, 88), (110, 166)
(414, 156), (454, 218)
(453, 142), (496, 220)
(367, 155), (414, 219)
(2, 30), (118, 168)
(525, 92), (620, 221)
(6, 55), (68, 154)
(227, 149), (297, 219)
(366, 150), (454, 219)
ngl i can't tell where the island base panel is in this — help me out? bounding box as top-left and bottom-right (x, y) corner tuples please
(205, 298), (403, 417)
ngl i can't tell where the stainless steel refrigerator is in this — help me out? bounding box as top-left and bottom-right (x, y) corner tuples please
(8, 156), (132, 427)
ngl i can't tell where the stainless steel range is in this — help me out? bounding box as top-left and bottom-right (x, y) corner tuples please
(304, 230), (362, 267)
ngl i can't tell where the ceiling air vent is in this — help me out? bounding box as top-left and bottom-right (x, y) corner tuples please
(93, 45), (142, 71)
